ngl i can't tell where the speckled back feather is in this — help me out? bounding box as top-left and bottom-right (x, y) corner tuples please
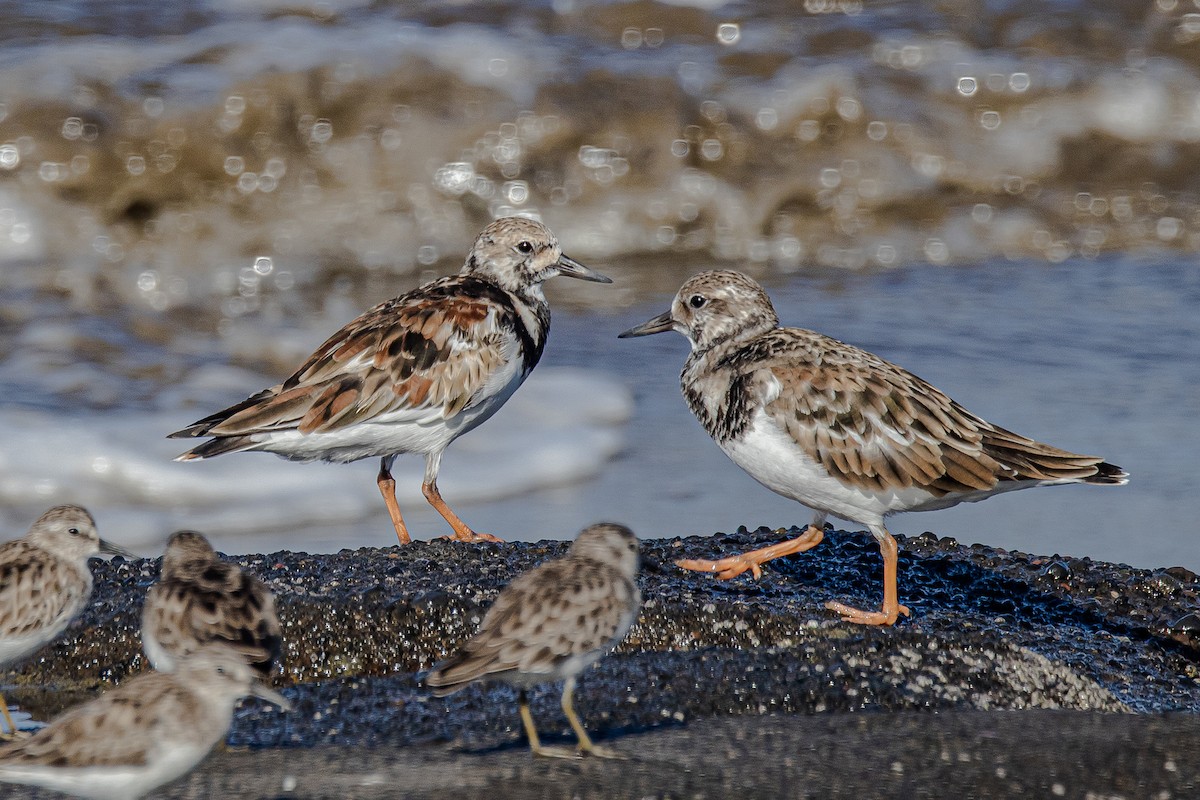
(171, 277), (541, 446)
(426, 523), (640, 694)
(142, 531), (282, 678)
(0, 671), (203, 768)
(675, 271), (1127, 498)
(0, 540), (90, 645)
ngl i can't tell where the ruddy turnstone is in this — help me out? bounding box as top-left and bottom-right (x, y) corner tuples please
(0, 642), (290, 800)
(142, 531), (282, 679)
(0, 506), (130, 737)
(619, 270), (1128, 626)
(170, 217), (611, 545)
(425, 523), (641, 759)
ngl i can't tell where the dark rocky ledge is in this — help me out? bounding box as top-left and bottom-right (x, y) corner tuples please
(5, 526), (1200, 798)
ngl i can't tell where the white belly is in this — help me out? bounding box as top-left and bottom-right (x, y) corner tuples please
(140, 630), (176, 673)
(720, 409), (934, 526)
(0, 589), (88, 668)
(0, 743), (212, 800)
(252, 366), (530, 464)
(0, 630), (61, 668)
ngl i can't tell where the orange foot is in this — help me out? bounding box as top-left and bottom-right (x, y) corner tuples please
(675, 526), (825, 581)
(825, 600), (910, 626)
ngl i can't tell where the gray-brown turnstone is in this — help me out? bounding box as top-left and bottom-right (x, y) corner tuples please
(620, 269), (1127, 626)
(0, 642), (290, 800)
(141, 530), (282, 679)
(425, 522), (641, 758)
(170, 217), (611, 545)
(0, 506), (130, 737)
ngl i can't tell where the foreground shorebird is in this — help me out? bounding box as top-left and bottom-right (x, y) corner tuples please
(0, 506), (130, 737)
(0, 643), (290, 800)
(171, 217), (611, 545)
(425, 523), (641, 758)
(620, 270), (1127, 626)
(142, 531), (283, 679)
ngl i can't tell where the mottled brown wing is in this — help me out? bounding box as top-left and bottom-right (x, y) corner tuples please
(145, 566), (282, 678)
(0, 543), (87, 641)
(0, 675), (185, 767)
(184, 276), (519, 437)
(427, 559), (636, 690)
(757, 329), (1106, 497)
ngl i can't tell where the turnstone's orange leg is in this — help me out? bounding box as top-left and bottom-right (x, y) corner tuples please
(825, 526), (910, 626)
(676, 524), (825, 580)
(377, 457), (411, 545)
(421, 480), (504, 543)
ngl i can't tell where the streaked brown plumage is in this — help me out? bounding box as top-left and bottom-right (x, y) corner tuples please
(620, 270), (1127, 626)
(170, 217), (611, 545)
(141, 531), (282, 679)
(0, 643), (289, 800)
(0, 506), (129, 738)
(426, 523), (641, 759)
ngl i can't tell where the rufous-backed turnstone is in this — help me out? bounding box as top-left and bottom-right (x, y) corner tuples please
(171, 217), (611, 545)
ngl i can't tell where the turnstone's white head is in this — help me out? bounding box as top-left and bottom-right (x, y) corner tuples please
(462, 217), (610, 296)
(618, 269), (777, 350)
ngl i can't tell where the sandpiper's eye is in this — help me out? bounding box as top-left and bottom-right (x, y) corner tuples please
(516, 240), (534, 254)
(688, 294), (707, 309)
(68, 527), (80, 536)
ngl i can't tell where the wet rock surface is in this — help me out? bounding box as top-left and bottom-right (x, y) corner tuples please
(3, 526), (1199, 796)
(145, 712), (1200, 799)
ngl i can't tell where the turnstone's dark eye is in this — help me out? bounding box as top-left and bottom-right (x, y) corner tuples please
(516, 240), (534, 254)
(688, 294), (707, 309)
(68, 527), (80, 536)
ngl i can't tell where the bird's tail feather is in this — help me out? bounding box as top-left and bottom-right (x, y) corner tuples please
(1083, 461), (1129, 486)
(424, 651), (506, 697)
(174, 435), (258, 462)
(983, 426), (1128, 485)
